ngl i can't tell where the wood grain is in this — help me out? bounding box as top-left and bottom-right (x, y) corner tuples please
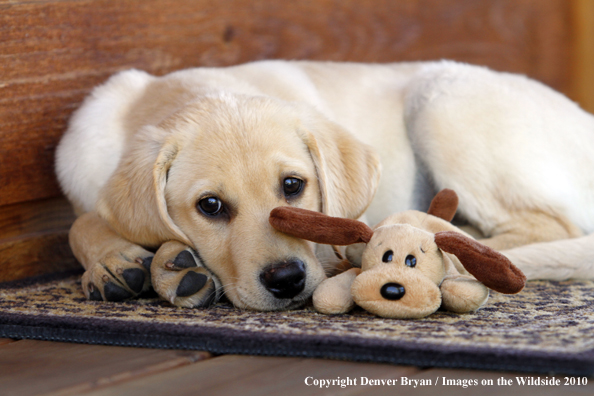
(0, 197), (75, 240)
(0, 197), (77, 282)
(0, 229), (79, 282)
(0, 0), (573, 207)
(571, 0), (594, 113)
(0, 342), (590, 396)
(81, 355), (419, 396)
(0, 340), (210, 396)
(76, 356), (594, 396)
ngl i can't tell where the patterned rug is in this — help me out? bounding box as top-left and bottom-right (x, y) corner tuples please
(1, 272), (593, 376)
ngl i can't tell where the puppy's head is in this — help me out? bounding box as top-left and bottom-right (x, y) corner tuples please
(98, 93), (380, 310)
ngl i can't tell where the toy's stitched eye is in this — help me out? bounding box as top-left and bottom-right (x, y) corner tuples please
(283, 177), (304, 197)
(197, 197), (223, 216)
(405, 255), (417, 267)
(382, 250), (394, 263)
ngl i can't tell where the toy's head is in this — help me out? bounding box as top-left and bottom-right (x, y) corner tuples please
(353, 223), (447, 318)
(270, 189), (526, 319)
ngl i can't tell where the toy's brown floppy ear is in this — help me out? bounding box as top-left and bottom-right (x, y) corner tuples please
(427, 189), (459, 222)
(435, 231), (526, 294)
(270, 207), (373, 245)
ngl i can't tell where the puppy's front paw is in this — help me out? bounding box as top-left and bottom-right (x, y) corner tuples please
(151, 241), (220, 308)
(82, 246), (153, 302)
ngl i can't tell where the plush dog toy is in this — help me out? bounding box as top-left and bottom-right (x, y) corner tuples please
(269, 189), (526, 319)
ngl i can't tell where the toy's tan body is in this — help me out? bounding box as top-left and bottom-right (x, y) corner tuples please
(314, 211), (488, 318)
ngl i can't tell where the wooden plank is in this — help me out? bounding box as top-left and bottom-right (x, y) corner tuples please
(352, 368), (594, 396)
(81, 355), (419, 396)
(77, 356), (594, 395)
(0, 339), (211, 396)
(0, 229), (79, 282)
(208, 357), (419, 396)
(85, 357), (594, 396)
(0, 197), (77, 282)
(0, 342), (587, 396)
(571, 0), (594, 114)
(0, 197), (75, 240)
(0, 0), (572, 207)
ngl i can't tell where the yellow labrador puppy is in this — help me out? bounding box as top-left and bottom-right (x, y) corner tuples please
(55, 60), (594, 311)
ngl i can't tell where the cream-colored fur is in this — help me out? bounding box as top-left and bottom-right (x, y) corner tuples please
(55, 60), (594, 310)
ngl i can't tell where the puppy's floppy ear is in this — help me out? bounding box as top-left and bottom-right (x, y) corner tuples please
(96, 127), (192, 247)
(435, 231), (526, 294)
(151, 137), (194, 245)
(296, 109), (381, 219)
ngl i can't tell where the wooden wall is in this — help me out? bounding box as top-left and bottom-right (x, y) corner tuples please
(571, 0), (594, 114)
(0, 0), (590, 281)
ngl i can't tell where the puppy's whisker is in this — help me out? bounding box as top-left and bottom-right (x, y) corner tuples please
(213, 279), (241, 301)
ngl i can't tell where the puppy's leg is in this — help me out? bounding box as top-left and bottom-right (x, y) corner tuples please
(151, 241), (220, 308)
(70, 212), (154, 301)
(502, 232), (594, 280)
(478, 210), (583, 251)
(405, 62), (586, 251)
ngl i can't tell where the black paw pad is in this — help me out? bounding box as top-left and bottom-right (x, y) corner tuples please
(123, 268), (145, 293)
(104, 282), (133, 301)
(173, 250), (198, 269)
(141, 256), (153, 272)
(176, 271), (207, 297)
(88, 285), (103, 301)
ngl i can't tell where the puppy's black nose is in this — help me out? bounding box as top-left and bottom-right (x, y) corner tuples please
(260, 260), (306, 299)
(381, 283), (405, 300)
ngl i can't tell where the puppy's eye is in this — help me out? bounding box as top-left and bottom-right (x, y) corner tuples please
(197, 197), (223, 216)
(283, 177), (304, 197)
(382, 250), (394, 262)
(405, 255), (417, 267)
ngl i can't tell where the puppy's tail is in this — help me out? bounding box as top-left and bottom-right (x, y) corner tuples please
(502, 233), (594, 280)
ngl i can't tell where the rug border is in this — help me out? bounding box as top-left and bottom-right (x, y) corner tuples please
(1, 311), (592, 376)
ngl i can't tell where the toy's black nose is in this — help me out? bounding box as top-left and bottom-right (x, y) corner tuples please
(260, 259), (306, 299)
(381, 282), (405, 300)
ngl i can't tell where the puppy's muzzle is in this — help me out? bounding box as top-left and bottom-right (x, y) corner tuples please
(260, 259), (306, 299)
